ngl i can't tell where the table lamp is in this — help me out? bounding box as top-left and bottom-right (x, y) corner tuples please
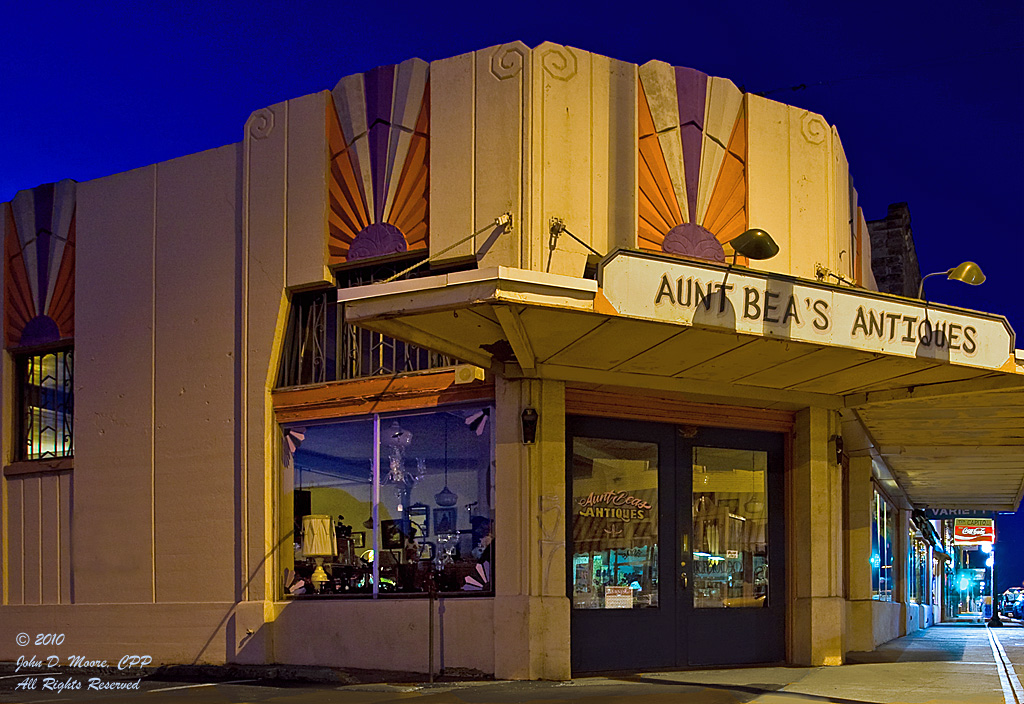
(302, 514), (336, 593)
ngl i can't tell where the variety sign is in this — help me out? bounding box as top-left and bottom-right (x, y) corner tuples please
(953, 518), (995, 544)
(922, 508), (995, 520)
(599, 252), (1015, 371)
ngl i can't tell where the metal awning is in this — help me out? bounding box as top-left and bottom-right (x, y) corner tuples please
(337, 250), (1024, 511)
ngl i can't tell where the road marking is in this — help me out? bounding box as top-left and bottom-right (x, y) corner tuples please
(148, 679), (257, 693)
(987, 626), (1022, 704)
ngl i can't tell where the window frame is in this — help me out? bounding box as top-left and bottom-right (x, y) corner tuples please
(284, 401), (496, 600)
(11, 341), (74, 463)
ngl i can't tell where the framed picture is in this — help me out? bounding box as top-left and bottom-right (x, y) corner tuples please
(433, 507), (457, 535)
(408, 503), (430, 538)
(351, 532), (365, 549)
(381, 520), (405, 549)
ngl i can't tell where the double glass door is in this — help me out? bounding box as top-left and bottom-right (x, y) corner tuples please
(568, 416), (785, 672)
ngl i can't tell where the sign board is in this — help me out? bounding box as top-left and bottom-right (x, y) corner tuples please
(954, 518), (995, 544)
(599, 251), (1015, 370)
(604, 586), (633, 609)
(922, 508), (995, 520)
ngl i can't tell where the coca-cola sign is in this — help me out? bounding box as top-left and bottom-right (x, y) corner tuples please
(954, 518), (995, 544)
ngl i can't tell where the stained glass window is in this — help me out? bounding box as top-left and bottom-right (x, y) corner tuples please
(17, 348), (74, 460)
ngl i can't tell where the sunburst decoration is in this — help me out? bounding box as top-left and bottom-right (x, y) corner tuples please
(462, 561), (491, 591)
(328, 58), (429, 265)
(4, 180), (76, 348)
(638, 63), (748, 264)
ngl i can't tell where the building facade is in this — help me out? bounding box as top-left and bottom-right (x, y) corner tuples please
(3, 42), (1023, 679)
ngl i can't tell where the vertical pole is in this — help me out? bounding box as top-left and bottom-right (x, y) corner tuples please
(428, 580), (435, 682)
(372, 415), (380, 598)
(989, 545), (1003, 626)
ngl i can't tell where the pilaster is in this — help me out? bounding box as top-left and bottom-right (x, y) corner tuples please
(790, 406), (845, 665)
(492, 376), (570, 680)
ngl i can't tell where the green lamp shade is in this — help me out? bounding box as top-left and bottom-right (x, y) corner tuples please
(730, 229), (780, 260)
(948, 261), (985, 286)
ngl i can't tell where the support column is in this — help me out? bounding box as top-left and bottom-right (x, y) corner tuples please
(790, 407), (845, 665)
(844, 454), (875, 652)
(492, 377), (570, 680)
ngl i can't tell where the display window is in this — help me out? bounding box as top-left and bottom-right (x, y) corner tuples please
(871, 488), (896, 601)
(908, 533), (928, 604)
(284, 404), (494, 597)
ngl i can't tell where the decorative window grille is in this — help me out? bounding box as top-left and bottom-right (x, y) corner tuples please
(277, 258), (459, 388)
(17, 347), (74, 460)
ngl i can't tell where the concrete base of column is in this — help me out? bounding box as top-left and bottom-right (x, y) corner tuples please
(493, 594), (571, 680)
(792, 596), (845, 666)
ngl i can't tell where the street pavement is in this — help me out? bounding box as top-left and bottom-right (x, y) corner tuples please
(2, 620), (1022, 703)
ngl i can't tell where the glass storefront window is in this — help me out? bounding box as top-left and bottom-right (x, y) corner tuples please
(692, 447), (769, 608)
(286, 405), (494, 597)
(571, 438), (659, 609)
(909, 533), (928, 604)
(871, 489), (896, 601)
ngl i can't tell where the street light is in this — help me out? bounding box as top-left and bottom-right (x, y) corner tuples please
(988, 543), (1003, 627)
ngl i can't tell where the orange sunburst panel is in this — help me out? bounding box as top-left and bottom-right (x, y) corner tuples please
(386, 84), (429, 249)
(701, 108), (747, 244)
(46, 212), (75, 339)
(638, 184), (676, 238)
(637, 84), (683, 252)
(386, 135), (428, 236)
(702, 154), (745, 238)
(326, 96), (346, 161)
(637, 82), (658, 140)
(328, 175), (364, 240)
(328, 147), (372, 264)
(4, 211), (36, 348)
(639, 137), (682, 227)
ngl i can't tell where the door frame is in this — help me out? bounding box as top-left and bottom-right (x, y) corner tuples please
(566, 414), (787, 672)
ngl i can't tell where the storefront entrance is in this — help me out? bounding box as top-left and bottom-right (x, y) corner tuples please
(568, 416), (786, 671)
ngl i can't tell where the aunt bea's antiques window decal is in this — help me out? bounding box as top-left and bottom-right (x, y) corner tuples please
(284, 405), (494, 598)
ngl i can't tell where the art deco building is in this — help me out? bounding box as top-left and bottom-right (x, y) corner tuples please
(3, 42), (1022, 679)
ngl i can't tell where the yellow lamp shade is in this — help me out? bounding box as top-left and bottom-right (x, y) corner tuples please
(302, 514), (336, 558)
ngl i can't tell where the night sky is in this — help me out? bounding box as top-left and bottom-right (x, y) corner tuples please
(3, 4), (1022, 585)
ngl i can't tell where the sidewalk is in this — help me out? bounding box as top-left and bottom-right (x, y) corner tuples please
(2, 621), (1022, 703)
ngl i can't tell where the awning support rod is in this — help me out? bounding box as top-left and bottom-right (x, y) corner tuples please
(381, 213), (513, 284)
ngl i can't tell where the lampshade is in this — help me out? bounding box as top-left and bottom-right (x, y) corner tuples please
(302, 515), (336, 558)
(947, 261), (985, 286)
(730, 229), (779, 260)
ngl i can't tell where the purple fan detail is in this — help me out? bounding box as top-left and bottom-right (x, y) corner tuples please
(347, 223), (408, 262)
(662, 223), (725, 263)
(20, 315), (61, 347)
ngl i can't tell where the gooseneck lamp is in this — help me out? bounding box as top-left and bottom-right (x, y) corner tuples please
(917, 261), (985, 300)
(730, 228), (780, 262)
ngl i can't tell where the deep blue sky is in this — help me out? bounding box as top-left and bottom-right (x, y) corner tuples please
(2, 3), (1020, 333)
(3, 3), (1023, 580)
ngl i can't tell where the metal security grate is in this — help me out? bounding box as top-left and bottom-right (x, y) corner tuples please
(19, 348), (74, 459)
(278, 259), (458, 388)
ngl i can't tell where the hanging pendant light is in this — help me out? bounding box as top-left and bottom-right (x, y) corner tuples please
(435, 415), (458, 507)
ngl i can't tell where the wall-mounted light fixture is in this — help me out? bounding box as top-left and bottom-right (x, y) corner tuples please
(918, 261), (985, 300)
(833, 435), (844, 465)
(521, 407), (539, 445)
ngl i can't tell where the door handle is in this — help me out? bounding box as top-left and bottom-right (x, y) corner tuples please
(681, 574), (688, 589)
